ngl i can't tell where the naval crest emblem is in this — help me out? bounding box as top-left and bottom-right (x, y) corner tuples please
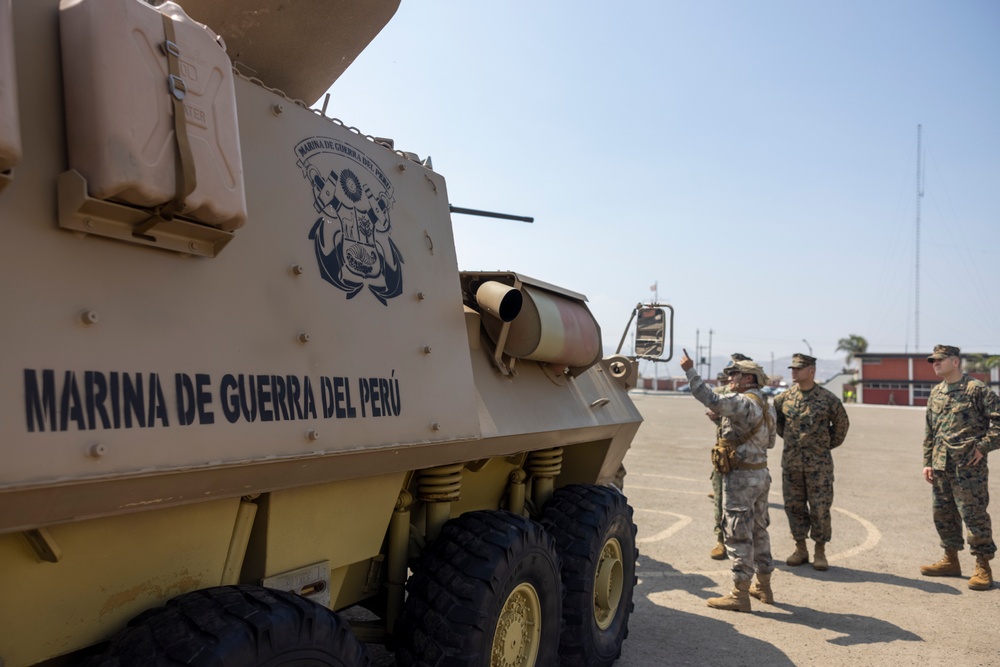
(296, 137), (403, 305)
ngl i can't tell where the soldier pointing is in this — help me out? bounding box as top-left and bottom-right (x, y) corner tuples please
(706, 353), (754, 560)
(681, 349), (777, 612)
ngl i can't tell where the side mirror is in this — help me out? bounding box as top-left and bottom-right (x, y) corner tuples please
(615, 302), (674, 361)
(635, 307), (666, 358)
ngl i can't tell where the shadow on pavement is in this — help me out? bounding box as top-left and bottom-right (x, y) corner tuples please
(753, 601), (923, 646)
(631, 558), (796, 666)
(775, 563), (962, 594)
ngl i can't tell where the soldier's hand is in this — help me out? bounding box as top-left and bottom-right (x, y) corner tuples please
(680, 348), (693, 372)
(969, 448), (985, 466)
(922, 466), (934, 483)
(706, 409), (720, 422)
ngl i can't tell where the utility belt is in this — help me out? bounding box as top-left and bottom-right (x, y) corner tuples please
(710, 393), (773, 475)
(711, 439), (768, 473)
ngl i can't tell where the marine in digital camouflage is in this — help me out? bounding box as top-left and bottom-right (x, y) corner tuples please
(775, 378), (849, 544)
(923, 372), (1000, 557)
(923, 374), (1000, 470)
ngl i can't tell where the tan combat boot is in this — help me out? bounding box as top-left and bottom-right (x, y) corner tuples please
(786, 540), (809, 566)
(709, 539), (727, 560)
(707, 579), (752, 612)
(968, 556), (993, 591)
(748, 572), (774, 604)
(812, 542), (828, 571)
(920, 548), (962, 577)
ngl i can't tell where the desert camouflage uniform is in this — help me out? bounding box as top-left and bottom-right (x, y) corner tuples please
(774, 384), (849, 544)
(710, 384), (732, 540)
(687, 367), (776, 583)
(924, 374), (1000, 557)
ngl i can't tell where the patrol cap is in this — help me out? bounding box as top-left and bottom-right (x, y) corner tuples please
(725, 360), (769, 387)
(927, 344), (961, 362)
(789, 353), (816, 369)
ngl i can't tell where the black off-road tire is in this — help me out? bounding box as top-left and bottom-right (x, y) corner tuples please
(541, 484), (637, 667)
(395, 510), (563, 667)
(84, 585), (371, 667)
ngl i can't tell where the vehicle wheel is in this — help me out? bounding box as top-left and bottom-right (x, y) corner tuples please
(84, 585), (371, 667)
(395, 510), (563, 667)
(541, 484), (637, 667)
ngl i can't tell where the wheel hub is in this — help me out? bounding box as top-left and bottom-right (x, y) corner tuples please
(492, 582), (541, 667)
(594, 538), (624, 630)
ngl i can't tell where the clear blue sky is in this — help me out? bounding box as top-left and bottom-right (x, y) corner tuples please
(320, 1), (1000, 372)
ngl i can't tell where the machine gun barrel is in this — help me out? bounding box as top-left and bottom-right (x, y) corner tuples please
(449, 205), (534, 223)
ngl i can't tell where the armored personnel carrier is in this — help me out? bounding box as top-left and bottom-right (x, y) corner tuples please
(0, 1), (672, 665)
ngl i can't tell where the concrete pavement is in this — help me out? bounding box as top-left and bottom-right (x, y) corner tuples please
(618, 392), (999, 667)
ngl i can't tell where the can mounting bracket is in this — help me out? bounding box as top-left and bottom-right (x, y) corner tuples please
(57, 169), (234, 258)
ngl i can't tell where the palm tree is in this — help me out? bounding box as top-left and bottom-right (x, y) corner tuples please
(836, 334), (868, 367)
(966, 354), (1000, 373)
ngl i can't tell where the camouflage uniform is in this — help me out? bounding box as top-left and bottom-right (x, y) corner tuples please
(774, 383), (849, 544)
(924, 373), (1000, 557)
(710, 354), (752, 542)
(687, 366), (777, 584)
(710, 382), (732, 541)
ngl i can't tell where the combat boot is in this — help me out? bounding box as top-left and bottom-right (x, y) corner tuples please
(709, 539), (727, 560)
(748, 572), (774, 604)
(707, 579), (752, 612)
(786, 540), (809, 566)
(812, 542), (828, 571)
(968, 556), (993, 591)
(920, 548), (962, 577)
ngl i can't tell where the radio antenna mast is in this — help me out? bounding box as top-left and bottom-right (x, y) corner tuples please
(915, 125), (924, 351)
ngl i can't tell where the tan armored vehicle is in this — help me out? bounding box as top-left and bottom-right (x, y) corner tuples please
(0, 1), (673, 665)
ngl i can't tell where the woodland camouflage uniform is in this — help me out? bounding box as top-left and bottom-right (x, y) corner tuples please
(775, 373), (850, 545)
(924, 362), (1000, 559)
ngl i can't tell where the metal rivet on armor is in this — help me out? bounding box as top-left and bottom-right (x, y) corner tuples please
(88, 443), (107, 458)
(307, 430), (320, 442)
(272, 103), (285, 115)
(81, 310), (99, 325)
(422, 346), (432, 354)
(416, 292), (426, 301)
(299, 332), (311, 343)
(431, 422), (441, 431)
(292, 264), (305, 275)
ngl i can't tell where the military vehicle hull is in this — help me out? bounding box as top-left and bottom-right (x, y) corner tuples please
(0, 1), (653, 665)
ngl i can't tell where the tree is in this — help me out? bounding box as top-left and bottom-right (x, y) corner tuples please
(836, 334), (869, 366)
(965, 354), (1000, 373)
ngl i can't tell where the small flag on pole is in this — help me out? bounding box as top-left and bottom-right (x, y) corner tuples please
(650, 281), (657, 292)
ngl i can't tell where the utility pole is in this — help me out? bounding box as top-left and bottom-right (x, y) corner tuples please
(697, 328), (703, 373)
(915, 124), (923, 351)
(708, 329), (714, 382)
